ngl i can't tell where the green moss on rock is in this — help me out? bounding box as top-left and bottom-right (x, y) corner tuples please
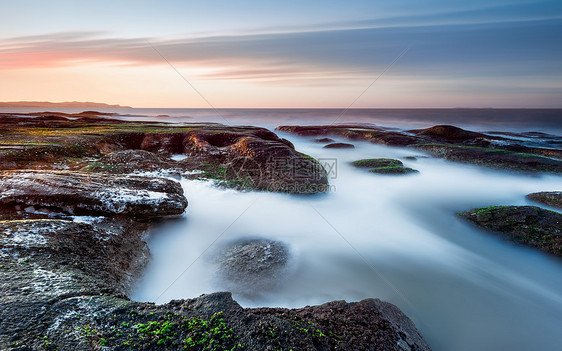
(351, 158), (419, 175)
(458, 205), (562, 256)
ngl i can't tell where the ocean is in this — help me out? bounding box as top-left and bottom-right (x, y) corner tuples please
(4, 107), (562, 350)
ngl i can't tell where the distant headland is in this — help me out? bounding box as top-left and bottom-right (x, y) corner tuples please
(0, 101), (132, 108)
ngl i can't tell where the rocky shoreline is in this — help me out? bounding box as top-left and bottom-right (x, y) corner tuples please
(0, 112), (430, 350)
(276, 124), (562, 173)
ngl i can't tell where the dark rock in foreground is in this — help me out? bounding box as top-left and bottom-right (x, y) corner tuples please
(0, 170), (187, 218)
(458, 206), (562, 256)
(323, 142), (355, 149)
(0, 219), (150, 349)
(352, 158), (419, 175)
(214, 239), (289, 297)
(0, 219), (431, 350)
(526, 191), (562, 209)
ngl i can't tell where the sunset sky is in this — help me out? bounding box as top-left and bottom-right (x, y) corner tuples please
(1, 0), (561, 108)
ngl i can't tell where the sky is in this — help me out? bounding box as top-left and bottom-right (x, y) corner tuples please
(1, 0), (561, 108)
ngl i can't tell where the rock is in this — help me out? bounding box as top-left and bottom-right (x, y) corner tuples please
(0, 220), (431, 350)
(370, 167), (419, 175)
(278, 124), (562, 173)
(276, 125), (422, 146)
(249, 296), (431, 351)
(417, 144), (562, 173)
(183, 128), (329, 193)
(0, 170), (187, 218)
(313, 137), (335, 143)
(526, 191), (562, 209)
(352, 158), (419, 175)
(408, 125), (487, 143)
(86, 149), (178, 174)
(0, 219), (149, 349)
(403, 156), (428, 161)
(458, 205), (562, 256)
(213, 239), (289, 297)
(323, 142), (355, 149)
(0, 114), (328, 194)
(352, 158), (403, 168)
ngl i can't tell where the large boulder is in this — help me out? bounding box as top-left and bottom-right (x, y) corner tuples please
(182, 128), (329, 193)
(458, 205), (562, 256)
(0, 170), (187, 218)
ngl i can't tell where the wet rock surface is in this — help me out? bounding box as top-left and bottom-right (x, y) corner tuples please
(458, 206), (562, 256)
(352, 159), (419, 175)
(214, 239), (289, 297)
(323, 142), (355, 149)
(0, 219), (150, 350)
(277, 124), (562, 173)
(0, 111), (430, 350)
(0, 170), (188, 217)
(0, 219), (431, 350)
(88, 150), (179, 175)
(0, 112), (328, 194)
(314, 137), (335, 143)
(526, 191), (562, 209)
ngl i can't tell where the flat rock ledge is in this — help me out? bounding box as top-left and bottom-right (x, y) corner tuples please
(526, 191), (562, 209)
(0, 170), (188, 218)
(458, 205), (562, 256)
(0, 220), (431, 351)
(277, 124), (562, 174)
(0, 113), (329, 194)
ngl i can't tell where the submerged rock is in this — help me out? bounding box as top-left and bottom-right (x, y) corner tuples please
(352, 158), (419, 175)
(323, 142), (355, 149)
(458, 205), (562, 256)
(214, 239), (289, 296)
(0, 220), (431, 351)
(526, 191), (562, 209)
(313, 137), (335, 143)
(0, 170), (187, 218)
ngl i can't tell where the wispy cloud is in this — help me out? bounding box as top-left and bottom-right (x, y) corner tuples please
(1, 16), (560, 87)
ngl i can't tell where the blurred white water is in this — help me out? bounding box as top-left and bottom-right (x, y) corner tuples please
(131, 132), (562, 351)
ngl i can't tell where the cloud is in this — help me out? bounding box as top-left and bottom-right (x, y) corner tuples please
(1, 17), (560, 86)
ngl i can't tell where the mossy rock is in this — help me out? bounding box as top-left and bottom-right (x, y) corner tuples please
(458, 205), (562, 256)
(352, 158), (419, 175)
(369, 166), (419, 175)
(351, 158), (403, 168)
